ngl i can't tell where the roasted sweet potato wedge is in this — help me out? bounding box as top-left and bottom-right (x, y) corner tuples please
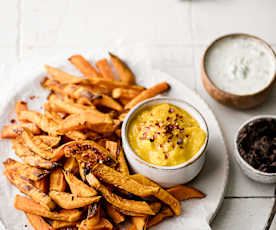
(88, 77), (143, 91)
(63, 157), (79, 175)
(64, 171), (97, 197)
(18, 110), (59, 136)
(52, 220), (77, 229)
(167, 185), (205, 201)
(79, 217), (113, 230)
(25, 213), (53, 230)
(86, 173), (155, 215)
(92, 164), (159, 196)
(112, 88), (141, 99)
(109, 52), (135, 85)
(49, 191), (101, 209)
(106, 203), (125, 224)
(15, 100), (28, 122)
(58, 111), (114, 134)
(5, 170), (55, 210)
(60, 140), (115, 165)
(1, 123), (40, 139)
(147, 206), (174, 228)
(44, 65), (83, 84)
(131, 174), (181, 215)
(48, 94), (96, 114)
(14, 195), (82, 222)
(125, 82), (169, 110)
(96, 58), (116, 80)
(69, 55), (101, 79)
(132, 216), (148, 230)
(3, 158), (49, 181)
(33, 176), (49, 194)
(50, 169), (67, 192)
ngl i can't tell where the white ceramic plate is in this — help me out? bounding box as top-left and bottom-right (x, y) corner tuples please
(0, 52), (229, 230)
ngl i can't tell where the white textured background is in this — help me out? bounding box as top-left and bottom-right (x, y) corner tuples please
(0, 0), (276, 229)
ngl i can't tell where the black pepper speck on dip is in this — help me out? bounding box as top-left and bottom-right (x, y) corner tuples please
(237, 118), (276, 173)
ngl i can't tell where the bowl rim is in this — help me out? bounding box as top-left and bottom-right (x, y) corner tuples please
(234, 115), (276, 177)
(202, 33), (276, 97)
(121, 97), (209, 171)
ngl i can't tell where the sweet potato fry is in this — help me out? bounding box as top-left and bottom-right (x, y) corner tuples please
(131, 174), (181, 215)
(33, 176), (49, 194)
(14, 195), (82, 222)
(21, 154), (59, 170)
(132, 216), (148, 230)
(60, 140), (115, 167)
(49, 191), (101, 209)
(64, 157), (79, 175)
(79, 218), (113, 230)
(75, 204), (100, 229)
(88, 77), (143, 91)
(126, 225), (137, 230)
(44, 65), (83, 84)
(86, 173), (155, 215)
(93, 94), (123, 112)
(96, 58), (116, 80)
(12, 137), (59, 169)
(64, 171), (97, 197)
(106, 203), (125, 224)
(48, 94), (96, 114)
(50, 169), (67, 192)
(167, 185), (205, 201)
(109, 52), (135, 84)
(147, 206), (174, 228)
(112, 88), (141, 99)
(33, 135), (61, 148)
(52, 220), (77, 229)
(78, 161), (86, 181)
(69, 55), (102, 79)
(1, 123), (40, 139)
(25, 213), (53, 230)
(58, 111), (114, 134)
(119, 97), (131, 106)
(125, 82), (169, 110)
(92, 164), (159, 196)
(117, 146), (129, 175)
(3, 158), (49, 181)
(21, 129), (63, 161)
(105, 141), (118, 160)
(19, 110), (59, 136)
(5, 170), (55, 210)
(15, 101), (28, 122)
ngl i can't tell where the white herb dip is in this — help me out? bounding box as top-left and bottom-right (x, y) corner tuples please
(205, 35), (276, 95)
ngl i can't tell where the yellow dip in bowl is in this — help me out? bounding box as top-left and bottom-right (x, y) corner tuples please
(128, 103), (206, 166)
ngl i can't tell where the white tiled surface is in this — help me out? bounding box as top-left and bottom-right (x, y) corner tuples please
(1, 0), (276, 229)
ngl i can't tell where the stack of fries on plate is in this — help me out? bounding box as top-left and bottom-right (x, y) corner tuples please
(1, 53), (204, 230)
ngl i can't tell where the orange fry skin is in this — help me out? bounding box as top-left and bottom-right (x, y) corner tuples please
(25, 213), (53, 230)
(69, 55), (102, 79)
(1, 123), (40, 139)
(125, 82), (169, 110)
(96, 58), (116, 80)
(109, 52), (136, 85)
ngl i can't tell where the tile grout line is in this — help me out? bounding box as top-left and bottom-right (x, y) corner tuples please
(264, 187), (276, 230)
(16, 0), (22, 63)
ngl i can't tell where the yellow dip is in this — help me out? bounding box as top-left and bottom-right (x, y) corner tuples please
(128, 103), (206, 166)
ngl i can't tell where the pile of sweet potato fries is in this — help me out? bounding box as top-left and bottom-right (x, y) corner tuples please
(1, 53), (204, 230)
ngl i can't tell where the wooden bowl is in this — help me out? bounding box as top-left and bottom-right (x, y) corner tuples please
(201, 33), (276, 109)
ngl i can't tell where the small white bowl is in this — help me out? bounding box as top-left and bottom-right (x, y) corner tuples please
(122, 97), (209, 188)
(234, 115), (276, 184)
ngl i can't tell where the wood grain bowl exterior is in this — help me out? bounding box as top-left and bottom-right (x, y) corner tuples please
(201, 33), (276, 110)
